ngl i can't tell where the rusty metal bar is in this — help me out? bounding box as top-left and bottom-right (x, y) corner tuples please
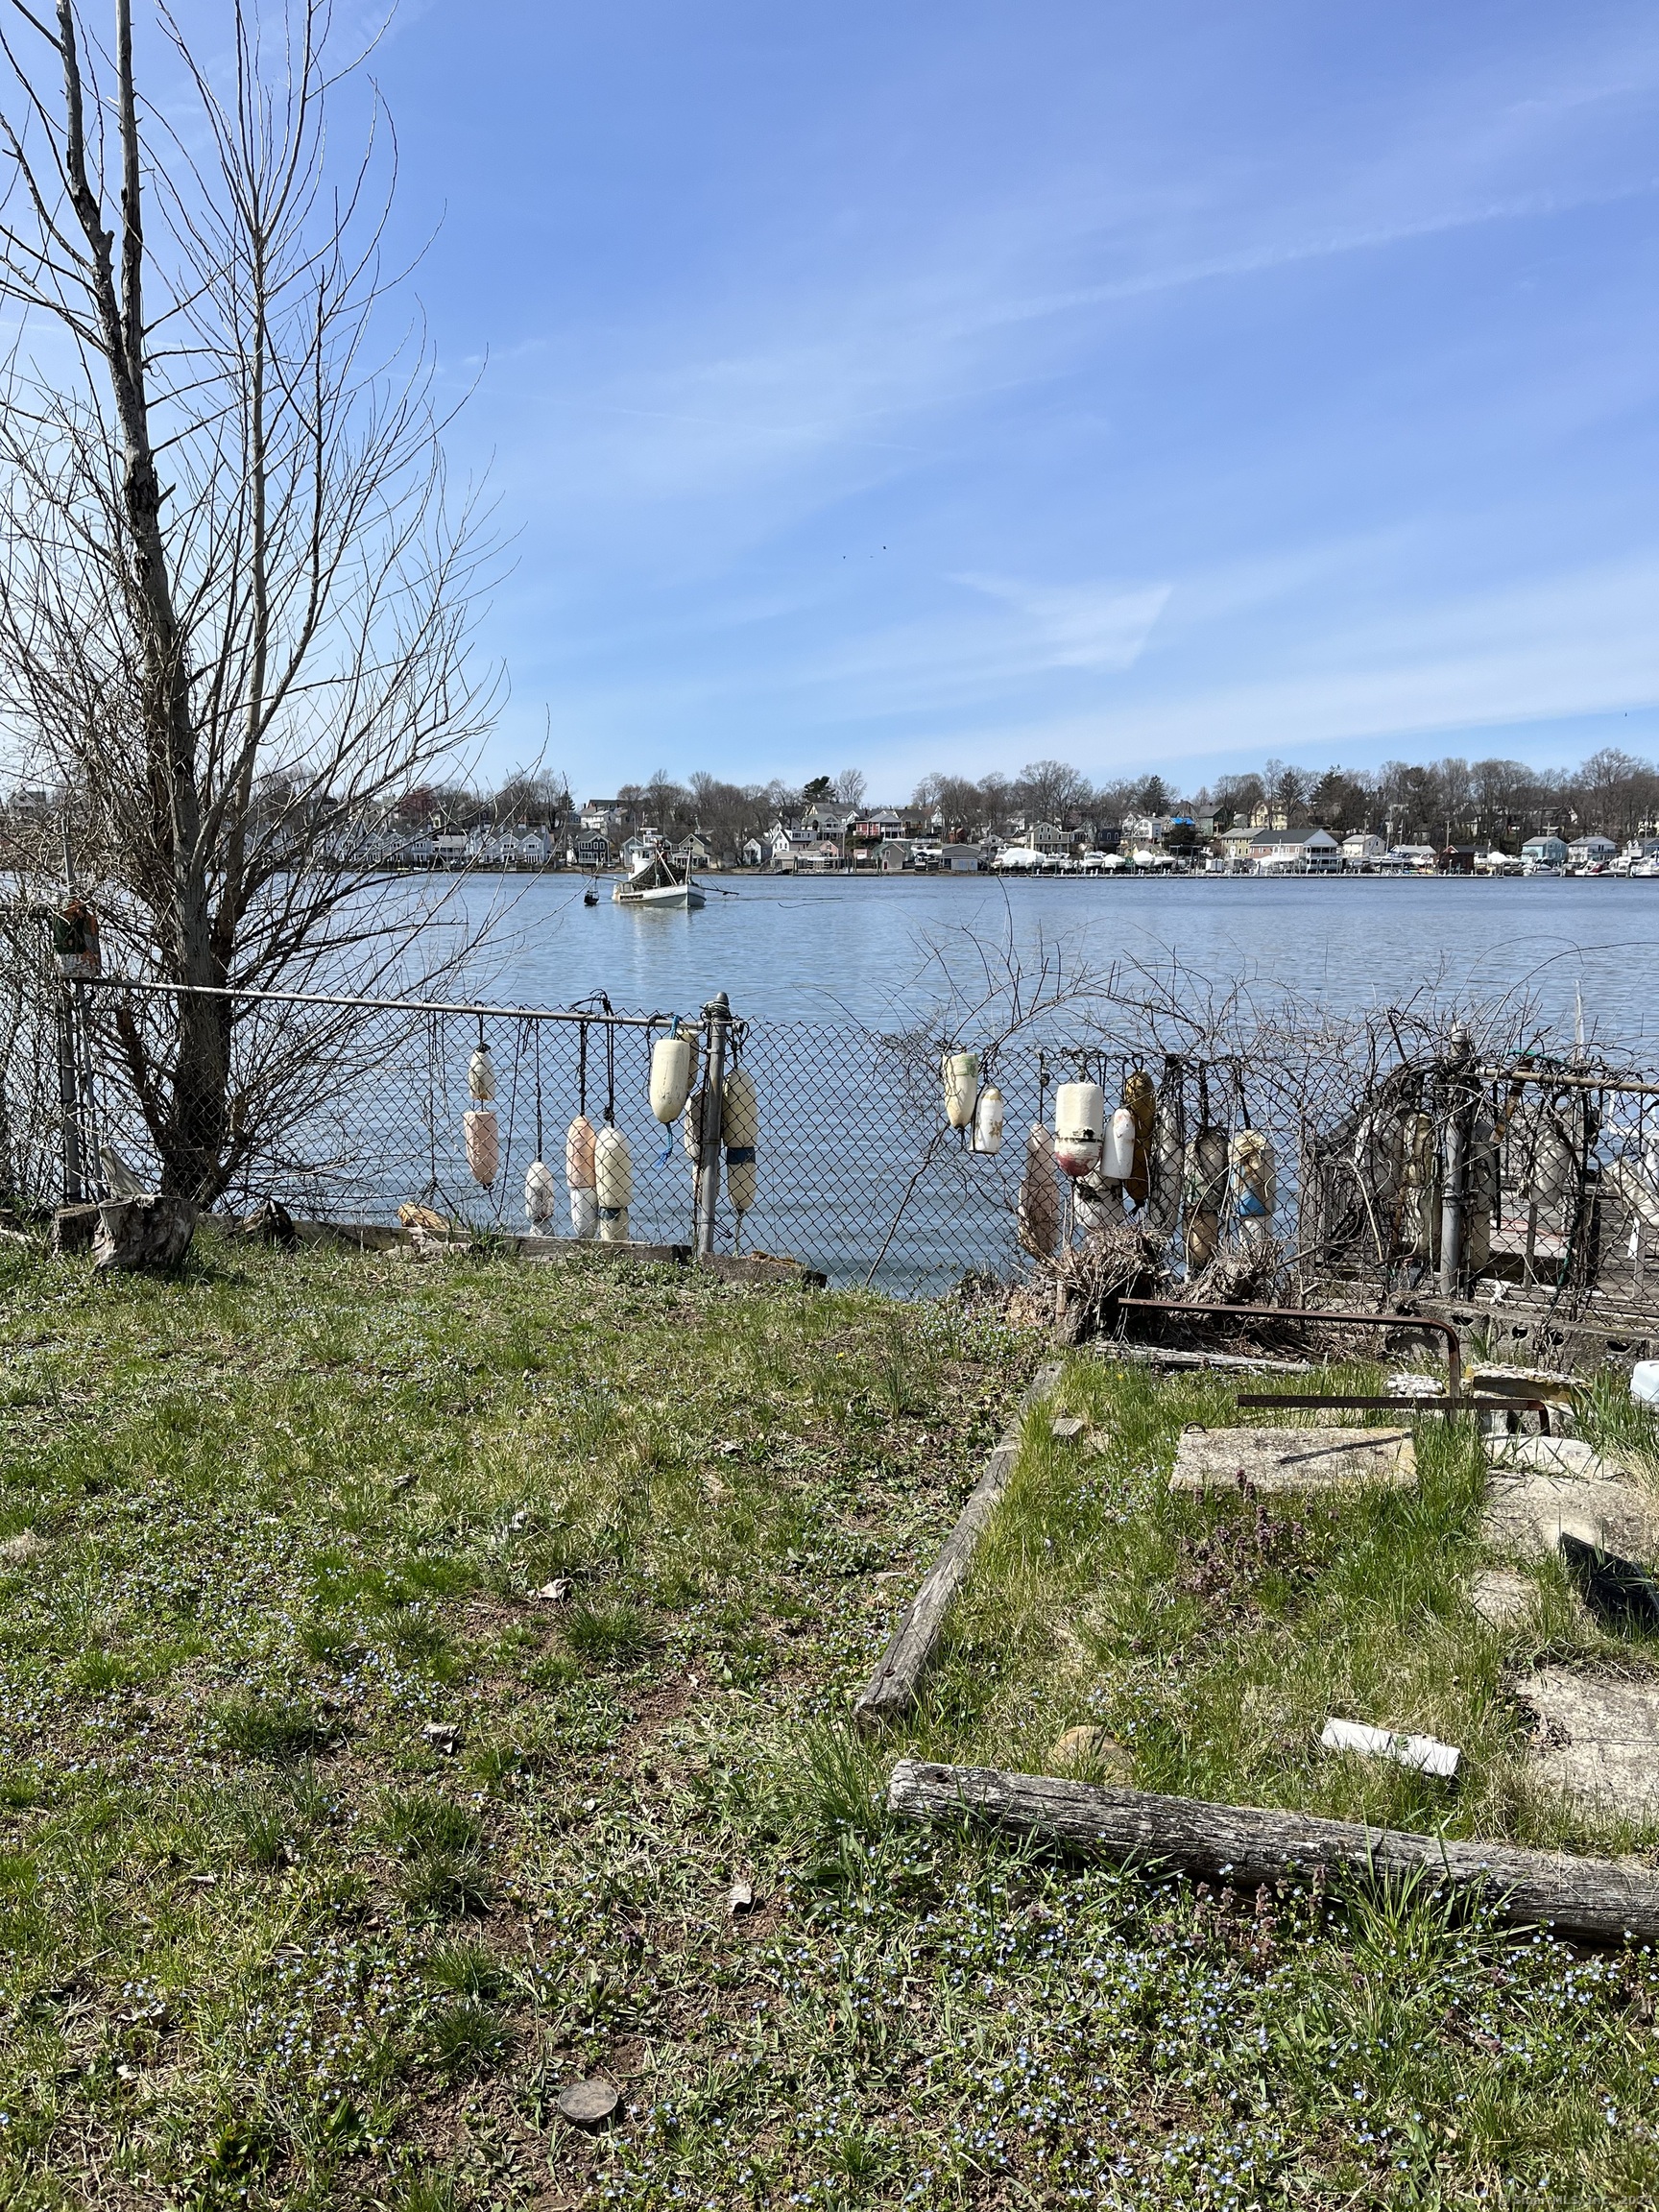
(1115, 1297), (1462, 1403)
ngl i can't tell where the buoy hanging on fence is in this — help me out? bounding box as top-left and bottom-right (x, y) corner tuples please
(1184, 1125), (1228, 1271)
(942, 1049), (980, 1131)
(1019, 1122), (1061, 1257)
(1400, 1106), (1439, 1262)
(1229, 1128), (1276, 1245)
(524, 1159), (557, 1226)
(723, 1064), (759, 1223)
(1099, 1103), (1138, 1186)
(1054, 1080), (1105, 1178)
(650, 1032), (693, 1123)
(1122, 1071), (1156, 1211)
(972, 1083), (1004, 1155)
(1074, 1173), (1122, 1233)
(469, 1046), (496, 1101)
(566, 1114), (598, 1239)
(464, 1108), (499, 1187)
(594, 1124), (633, 1242)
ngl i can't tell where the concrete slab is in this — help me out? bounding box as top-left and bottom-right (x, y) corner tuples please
(1169, 1425), (1416, 1496)
(1471, 1567), (1541, 1628)
(1516, 1669), (1659, 1823)
(1481, 1469), (1659, 1563)
(1485, 1435), (1622, 1480)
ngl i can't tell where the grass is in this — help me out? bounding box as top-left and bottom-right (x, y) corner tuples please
(2, 1232), (1659, 2205)
(927, 1357), (1659, 1854)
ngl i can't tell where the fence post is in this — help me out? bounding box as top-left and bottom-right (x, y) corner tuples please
(1438, 1020), (1472, 1296)
(54, 975), (85, 1206)
(695, 991), (730, 1257)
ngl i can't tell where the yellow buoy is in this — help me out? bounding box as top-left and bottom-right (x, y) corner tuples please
(650, 1034), (693, 1123)
(723, 1066), (759, 1216)
(594, 1124), (633, 1242)
(1019, 1123), (1061, 1257)
(942, 1050), (980, 1131)
(566, 1114), (597, 1239)
(463, 1107), (499, 1188)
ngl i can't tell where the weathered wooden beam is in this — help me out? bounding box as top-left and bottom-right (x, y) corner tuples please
(854, 1363), (1062, 1734)
(887, 1759), (1659, 1943)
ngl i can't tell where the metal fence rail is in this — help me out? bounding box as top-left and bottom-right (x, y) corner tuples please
(5, 960), (1659, 1318)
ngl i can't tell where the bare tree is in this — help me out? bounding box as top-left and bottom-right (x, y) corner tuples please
(0, 2), (499, 1200)
(833, 766), (866, 808)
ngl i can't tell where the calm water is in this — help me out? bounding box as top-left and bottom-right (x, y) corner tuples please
(470, 873), (1657, 1049)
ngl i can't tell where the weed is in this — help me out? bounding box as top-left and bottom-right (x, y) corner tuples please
(215, 1695), (330, 1763)
(428, 1998), (514, 2079)
(564, 1598), (651, 1668)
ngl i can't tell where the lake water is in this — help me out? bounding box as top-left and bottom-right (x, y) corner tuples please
(474, 873), (1656, 1049)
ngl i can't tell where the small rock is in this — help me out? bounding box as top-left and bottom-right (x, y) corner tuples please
(419, 1721), (459, 1754)
(1050, 1415), (1087, 1442)
(727, 1878), (755, 1915)
(0, 1529), (45, 1564)
(557, 2077), (620, 2128)
(1047, 1725), (1132, 1780)
(534, 1578), (570, 1603)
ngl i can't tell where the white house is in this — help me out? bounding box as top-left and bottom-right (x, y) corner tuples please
(767, 824), (817, 865)
(1567, 834), (1617, 867)
(943, 845), (981, 873)
(1340, 832), (1385, 867)
(740, 836), (764, 868)
(1240, 828), (1341, 873)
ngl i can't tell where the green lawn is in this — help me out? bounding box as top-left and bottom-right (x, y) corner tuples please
(2, 1237), (1659, 2208)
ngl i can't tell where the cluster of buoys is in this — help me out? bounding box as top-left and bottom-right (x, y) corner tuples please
(951, 1049), (1278, 1273)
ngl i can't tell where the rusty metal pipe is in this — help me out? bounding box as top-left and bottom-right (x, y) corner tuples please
(1115, 1297), (1462, 1403)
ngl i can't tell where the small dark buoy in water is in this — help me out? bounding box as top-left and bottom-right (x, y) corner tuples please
(583, 879), (599, 906)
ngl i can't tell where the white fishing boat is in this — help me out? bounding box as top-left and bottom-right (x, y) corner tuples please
(612, 850), (707, 909)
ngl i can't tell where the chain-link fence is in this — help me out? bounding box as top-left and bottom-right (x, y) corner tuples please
(7, 954), (1659, 1318)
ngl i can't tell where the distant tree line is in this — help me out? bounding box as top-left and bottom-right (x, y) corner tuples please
(427, 745), (1659, 854)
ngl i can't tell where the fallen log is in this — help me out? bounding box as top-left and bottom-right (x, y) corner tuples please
(853, 1363), (1062, 1733)
(886, 1759), (1659, 1943)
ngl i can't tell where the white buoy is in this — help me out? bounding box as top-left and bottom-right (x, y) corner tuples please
(1100, 1104), (1138, 1184)
(723, 1065), (759, 1216)
(594, 1124), (633, 1241)
(972, 1083), (1004, 1154)
(650, 1034), (693, 1124)
(1053, 1080), (1105, 1178)
(566, 1114), (597, 1239)
(942, 1050), (980, 1130)
(468, 1047), (496, 1101)
(1019, 1122), (1061, 1256)
(463, 1107), (499, 1188)
(1074, 1175), (1122, 1233)
(524, 1159), (557, 1226)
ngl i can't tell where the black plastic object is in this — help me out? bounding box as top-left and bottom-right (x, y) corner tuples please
(1559, 1530), (1659, 1632)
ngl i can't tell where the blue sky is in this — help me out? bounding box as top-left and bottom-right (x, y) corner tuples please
(234, 4), (1659, 796)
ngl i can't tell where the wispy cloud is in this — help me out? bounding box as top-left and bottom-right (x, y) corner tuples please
(953, 574), (1171, 671)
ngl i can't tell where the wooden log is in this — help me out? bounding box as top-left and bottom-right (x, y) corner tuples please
(886, 1759), (1659, 1943)
(92, 1196), (197, 1273)
(854, 1363), (1062, 1733)
(698, 1252), (827, 1290)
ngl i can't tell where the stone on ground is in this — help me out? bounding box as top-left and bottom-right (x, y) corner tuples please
(1169, 1425), (1415, 1495)
(1485, 1434), (1623, 1480)
(1046, 1725), (1133, 1780)
(556, 2078), (620, 2128)
(1516, 1669), (1659, 1822)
